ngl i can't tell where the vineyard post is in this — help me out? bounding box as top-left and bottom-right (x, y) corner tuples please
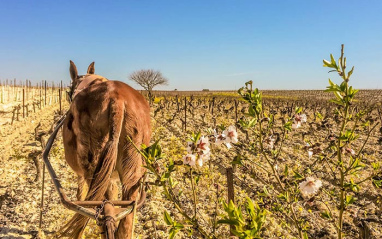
(234, 99), (238, 124)
(60, 80), (63, 113)
(22, 89), (25, 118)
(59, 89), (62, 114)
(39, 84), (42, 109)
(184, 97), (187, 132)
(211, 97), (215, 115)
(226, 167), (235, 236)
(16, 106), (19, 121)
(44, 81), (47, 106)
(176, 95), (180, 112)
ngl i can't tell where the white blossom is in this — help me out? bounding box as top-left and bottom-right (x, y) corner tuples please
(223, 126), (238, 144)
(198, 151), (211, 166)
(215, 133), (227, 145)
(196, 136), (210, 156)
(197, 157), (204, 167)
(345, 148), (356, 156)
(308, 149), (313, 158)
(292, 121), (302, 129)
(264, 136), (276, 150)
(299, 177), (322, 197)
(292, 114), (307, 129)
(183, 154), (196, 166)
(300, 114), (307, 123)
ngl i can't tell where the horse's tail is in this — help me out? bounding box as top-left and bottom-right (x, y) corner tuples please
(58, 100), (124, 238)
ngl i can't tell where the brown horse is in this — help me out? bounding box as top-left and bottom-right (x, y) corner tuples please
(60, 61), (151, 238)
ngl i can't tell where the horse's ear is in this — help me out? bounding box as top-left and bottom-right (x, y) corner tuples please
(69, 60), (78, 81)
(87, 62), (95, 74)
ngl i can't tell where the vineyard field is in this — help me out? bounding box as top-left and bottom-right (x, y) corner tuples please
(0, 88), (381, 238)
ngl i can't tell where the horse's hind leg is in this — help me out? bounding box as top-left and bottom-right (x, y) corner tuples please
(95, 172), (119, 239)
(115, 149), (144, 239)
(115, 181), (140, 239)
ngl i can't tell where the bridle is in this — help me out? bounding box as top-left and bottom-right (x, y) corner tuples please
(67, 75), (86, 103)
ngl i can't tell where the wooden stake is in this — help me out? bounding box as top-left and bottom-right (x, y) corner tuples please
(59, 89), (62, 114)
(235, 99), (238, 124)
(22, 89), (25, 118)
(184, 97), (187, 132)
(44, 81), (47, 106)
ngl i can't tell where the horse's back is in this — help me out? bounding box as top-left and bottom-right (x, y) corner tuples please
(61, 61), (150, 239)
(63, 80), (151, 176)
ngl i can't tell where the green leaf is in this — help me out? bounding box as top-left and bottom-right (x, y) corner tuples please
(329, 99), (345, 106)
(277, 191), (289, 201)
(284, 165), (289, 177)
(217, 219), (240, 226)
(163, 211), (173, 225)
(320, 210), (332, 219)
(174, 221), (185, 229)
(373, 179), (382, 188)
(323, 59), (331, 67)
(344, 179), (360, 193)
(371, 162), (380, 170)
(345, 195), (355, 206)
(293, 171), (304, 180)
(330, 54), (336, 65)
(232, 155), (244, 165)
(284, 121), (292, 131)
(347, 66), (354, 79)
(248, 105), (256, 117)
(169, 227), (179, 239)
(334, 91), (343, 100)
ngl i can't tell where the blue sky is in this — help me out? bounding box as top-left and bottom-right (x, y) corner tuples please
(0, 0), (381, 90)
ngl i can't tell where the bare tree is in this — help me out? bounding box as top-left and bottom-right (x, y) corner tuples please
(129, 69), (168, 103)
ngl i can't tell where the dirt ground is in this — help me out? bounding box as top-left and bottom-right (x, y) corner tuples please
(0, 91), (381, 239)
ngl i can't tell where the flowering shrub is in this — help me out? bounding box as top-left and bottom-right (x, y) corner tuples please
(319, 45), (381, 239)
(292, 113), (307, 129)
(130, 44), (381, 239)
(237, 80), (311, 238)
(128, 125), (264, 238)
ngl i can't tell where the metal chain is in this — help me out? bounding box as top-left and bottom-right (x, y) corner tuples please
(94, 199), (109, 226)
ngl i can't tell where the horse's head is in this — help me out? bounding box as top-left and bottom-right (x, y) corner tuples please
(68, 60), (108, 101)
